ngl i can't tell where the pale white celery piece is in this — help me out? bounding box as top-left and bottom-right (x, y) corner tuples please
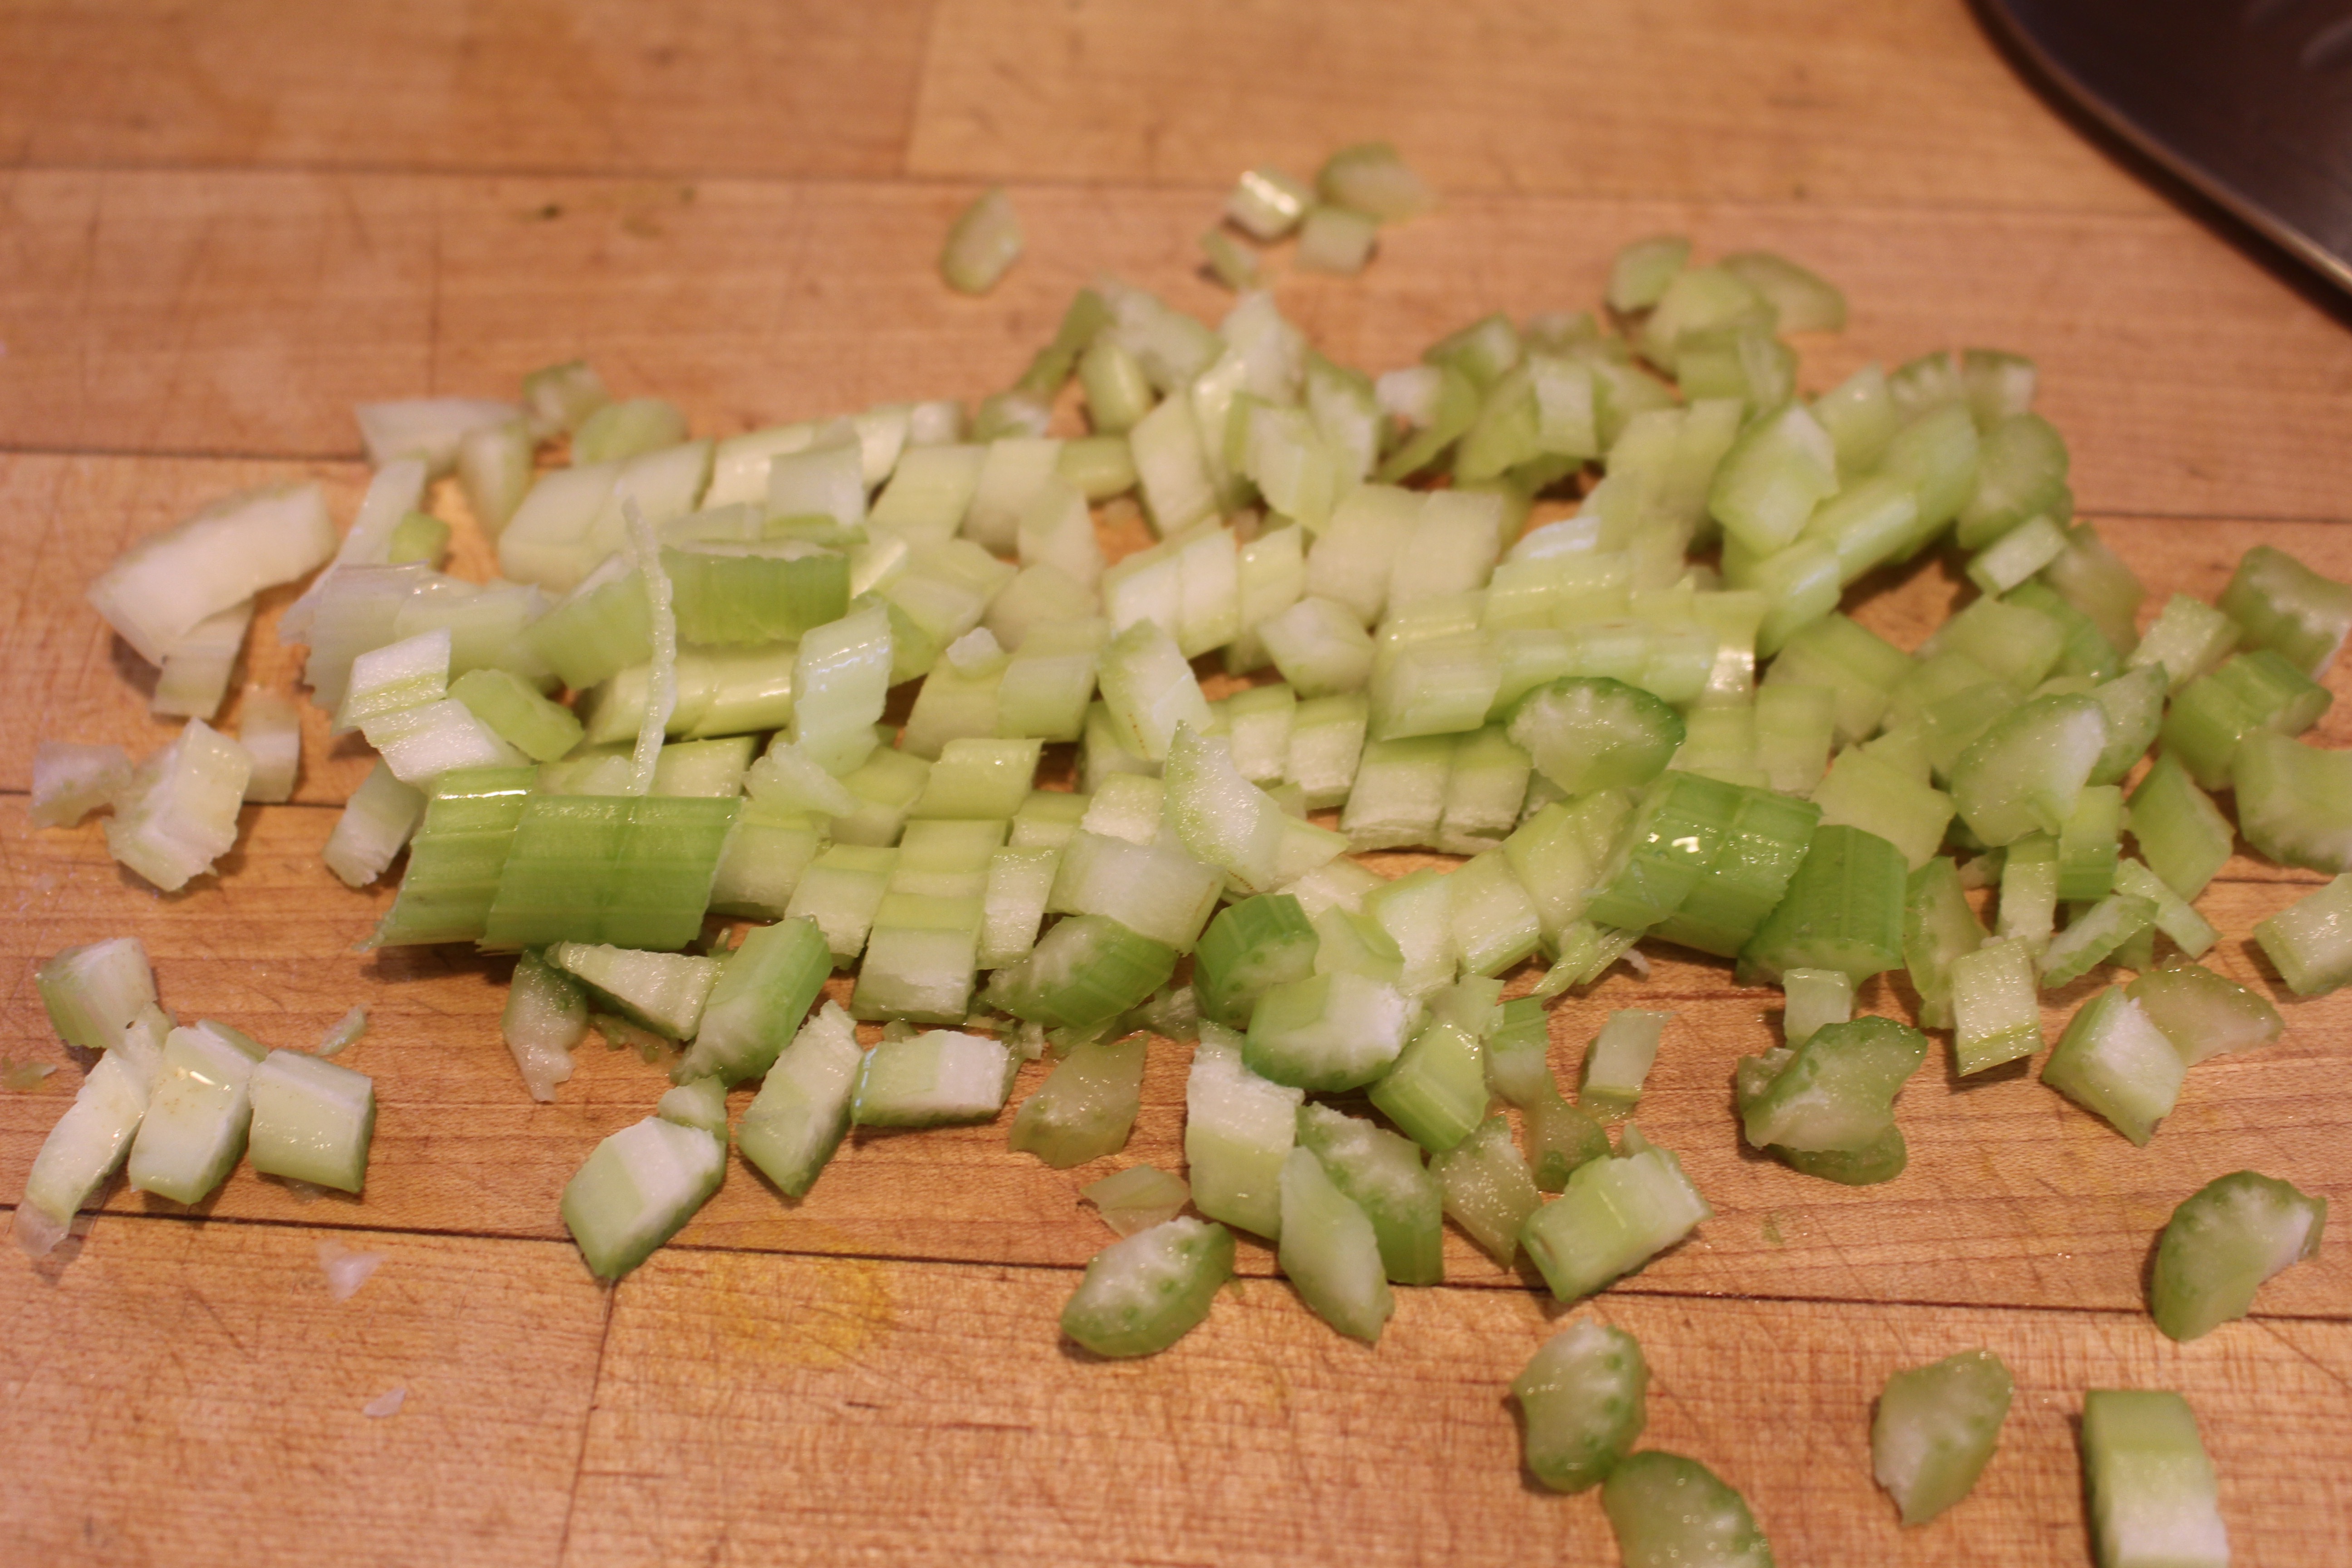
(792, 603), (895, 775)
(1781, 969), (1853, 1046)
(940, 187), (1023, 294)
(355, 397), (519, 475)
(1082, 1164), (1193, 1236)
(1016, 475), (1104, 587)
(851, 1030), (1014, 1125)
(1261, 596), (1376, 697)
(872, 443), (987, 539)
(151, 598), (254, 720)
(983, 564), (1096, 650)
(737, 1002), (863, 1196)
(1128, 392), (1217, 536)
(1308, 485), (1420, 623)
(1579, 1009), (1671, 1113)
(1098, 618), (1211, 762)
(1296, 206), (1378, 274)
(1607, 235), (1690, 312)
(574, 397), (689, 464)
(978, 846), (1059, 969)
(522, 359), (609, 437)
(34, 938), (156, 1053)
(127, 1022), (265, 1204)
(2080, 1390), (2228, 1568)
(1164, 725), (1288, 895)
(15, 1050), (150, 1255)
(961, 437), (1064, 552)
(337, 627), (452, 733)
(1186, 1023), (1303, 1239)
(89, 483), (335, 666)
(1278, 1144), (1394, 1343)
(1388, 490), (1505, 613)
(1216, 683), (1297, 784)
(246, 1049), (375, 1193)
(1049, 830), (1224, 950)
(284, 458), (428, 639)
(236, 689), (302, 803)
(299, 563), (433, 711)
(29, 742), (132, 828)
(768, 434), (867, 532)
(106, 719), (253, 891)
(704, 421), (820, 508)
(562, 1115), (725, 1280)
(1227, 165), (1313, 240)
(1081, 774), (1164, 845)
(548, 943), (722, 1039)
(497, 441), (711, 593)
(458, 417), (534, 536)
(323, 760), (427, 889)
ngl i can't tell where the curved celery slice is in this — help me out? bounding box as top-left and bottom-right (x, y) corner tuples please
(1514, 1319), (1649, 1494)
(29, 740), (133, 828)
(1277, 1146), (1394, 1343)
(1244, 971), (1414, 1092)
(2150, 1170), (2325, 1342)
(88, 481), (335, 665)
(1737, 823), (1907, 984)
(16, 1051), (151, 1248)
(502, 950), (586, 1102)
(1578, 1009), (1669, 1115)
(2219, 542), (2352, 677)
(1194, 894), (1319, 1028)
(2080, 1390), (2228, 1568)
(35, 938), (157, 1054)
(1947, 692), (2107, 848)
(676, 917), (829, 1084)
(1901, 857), (1984, 1030)
(2042, 987), (2182, 1145)
(2233, 730), (2352, 873)
(106, 718), (253, 892)
(1367, 1017), (1486, 1155)
(2253, 873), (2352, 996)
(1950, 938), (2042, 1074)
(1505, 676), (1684, 797)
(247, 1049), (374, 1193)
(1059, 1216), (1233, 1358)
(1184, 1024), (1301, 1240)
(1739, 1016), (1926, 1153)
(1520, 1127), (1710, 1302)
(562, 1115), (725, 1280)
(1295, 1103), (1443, 1286)
(2038, 893), (2156, 990)
(1813, 750), (1954, 874)
(1600, 1450), (1773, 1568)
(1872, 1348), (2013, 1526)
(735, 1003), (862, 1198)
(2125, 963), (2280, 1064)
(1008, 1032), (1147, 1168)
(939, 187), (1022, 294)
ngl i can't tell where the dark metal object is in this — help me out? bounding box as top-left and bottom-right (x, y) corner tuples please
(1980, 0), (2352, 293)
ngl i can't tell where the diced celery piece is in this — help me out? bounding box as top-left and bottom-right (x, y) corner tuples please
(1515, 1319), (1649, 1494)
(2056, 784), (2123, 902)
(125, 1024), (263, 1205)
(105, 718), (252, 892)
(548, 942), (721, 1039)
(2126, 963), (2280, 1064)
(501, 950), (586, 1102)
(1184, 1024), (1303, 1239)
(939, 187), (1022, 294)
(1601, 1451), (1773, 1568)
(1947, 692), (2107, 847)
(1997, 832), (2061, 952)
(35, 939), (157, 1055)
(2080, 1390), (2228, 1568)
(2150, 1169), (2325, 1342)
(2234, 731), (2352, 873)
(1709, 403), (1838, 556)
(1367, 1015), (1486, 1155)
(1295, 1104), (1444, 1286)
(1081, 1164), (1191, 1237)
(1194, 894), (1319, 1028)
(1506, 676), (1684, 797)
(2219, 542), (2352, 677)
(1060, 1216), (1234, 1358)
(1446, 850), (1541, 976)
(1762, 613), (1908, 744)
(1954, 412), (2068, 550)
(2083, 663), (2165, 786)
(653, 1076), (728, 1142)
(15, 1051), (152, 1250)
(1048, 830), (1223, 951)
(29, 740), (133, 828)
(1008, 1032), (1147, 1168)
(1872, 1349), (2013, 1526)
(1606, 235), (1690, 312)
(1578, 1009), (1669, 1115)
(247, 1049), (374, 1193)
(1967, 513), (2068, 596)
(1739, 1015), (1926, 1154)
(1811, 746), (1954, 871)
(1950, 937), (2042, 1074)
(2253, 872), (2352, 995)
(1721, 250), (1844, 331)
(2127, 594), (2239, 694)
(672, 917), (829, 1085)
(850, 1030), (1012, 1127)
(562, 1114), (724, 1279)
(1781, 968), (1852, 1046)
(89, 481), (336, 665)
(1429, 1113), (1541, 1266)
(2162, 649), (2331, 790)
(1737, 823), (1908, 984)
(2112, 860), (2217, 961)
(986, 913), (1176, 1033)
(1227, 165), (1313, 240)
(1521, 1127), (1710, 1302)
(1277, 1146), (1393, 1343)
(1243, 972), (1414, 1092)
(1877, 403), (1980, 552)
(2042, 987), (2184, 1144)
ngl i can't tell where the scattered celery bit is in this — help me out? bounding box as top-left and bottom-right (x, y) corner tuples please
(1513, 1319), (1649, 1493)
(2079, 1390), (2228, 1568)
(1600, 1451), (1774, 1568)
(1080, 1164), (1191, 1237)
(2041, 987), (2183, 1145)
(1519, 1125), (1710, 1302)
(2150, 1169), (2325, 1342)
(1277, 1145), (1394, 1343)
(561, 1114), (725, 1280)
(1008, 1032), (1147, 1168)
(940, 188), (1023, 295)
(1872, 1348), (2012, 1526)
(2252, 873), (2352, 995)
(1060, 1217), (1234, 1357)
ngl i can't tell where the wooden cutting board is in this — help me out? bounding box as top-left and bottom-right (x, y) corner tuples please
(4, 2), (2349, 1563)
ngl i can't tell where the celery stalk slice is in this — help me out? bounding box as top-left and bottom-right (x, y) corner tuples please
(2079, 1390), (2228, 1568)
(2149, 1170), (2325, 1342)
(561, 1114), (725, 1280)
(2125, 963), (2280, 1064)
(1277, 1146), (1394, 1343)
(677, 917), (830, 1083)
(35, 938), (157, 1054)
(2252, 872), (2352, 995)
(1430, 1113), (1541, 1266)
(1296, 1103), (1444, 1286)
(1515, 1319), (1649, 1494)
(851, 1030), (1013, 1127)
(1600, 1451), (1773, 1568)
(1872, 1349), (2013, 1526)
(1519, 1126), (1710, 1302)
(2042, 987), (2182, 1145)
(1008, 1032), (1147, 1168)
(247, 1049), (375, 1193)
(736, 1003), (862, 1197)
(16, 1050), (151, 1250)
(1060, 1217), (1233, 1358)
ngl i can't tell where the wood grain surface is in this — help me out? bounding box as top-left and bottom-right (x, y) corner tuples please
(4, 3), (2349, 1564)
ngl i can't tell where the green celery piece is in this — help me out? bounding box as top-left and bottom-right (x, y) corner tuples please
(654, 1075), (728, 1141)
(1738, 1015), (1926, 1153)
(1447, 850), (1543, 977)
(677, 917), (830, 1083)
(1011, 286), (1110, 397)
(502, 950), (586, 1101)
(1721, 250), (1843, 331)
(1902, 856), (1986, 1030)
(1775, 1125), (1909, 1185)
(1367, 1015), (1487, 1154)
(664, 542), (848, 647)
(1872, 1349), (2014, 1526)
(2042, 987), (2183, 1145)
(1736, 823), (1908, 985)
(2218, 542), (2352, 677)
(1763, 613), (1909, 745)
(735, 1003), (862, 1198)
(246, 1049), (375, 1193)
(2253, 873), (2352, 996)
(1007, 1033), (1147, 1168)
(2080, 1391), (2228, 1568)
(1996, 833), (2060, 951)
(449, 667), (583, 763)
(851, 1030), (1012, 1127)
(1653, 787), (1823, 959)
(1183, 1024), (1302, 1240)
(2112, 860), (2217, 960)
(1780, 968), (1853, 1047)
(2160, 648), (2332, 789)
(1297, 1103), (1445, 1286)
(1079, 1164), (1191, 1236)
(1947, 692), (2107, 847)
(1277, 1146), (1395, 1343)
(2128, 593), (2240, 695)
(2125, 964), (2280, 1064)
(1060, 1217), (1234, 1358)
(2234, 731), (2352, 873)
(2084, 663), (2165, 786)
(125, 1024), (263, 1205)
(15, 1051), (149, 1246)
(2149, 1170), (2326, 1342)
(2009, 579), (2122, 682)
(1950, 938), (2043, 1074)
(1525, 1087), (1611, 1192)
(984, 914), (1177, 1032)
(1244, 971), (1414, 1092)
(1929, 594), (2069, 692)
(2039, 522), (2146, 655)
(785, 844), (897, 963)
(1519, 1127), (1710, 1302)
(1586, 770), (1745, 933)
(2056, 785), (2123, 902)
(547, 942), (721, 1040)
(369, 764), (537, 948)
(1482, 994), (1553, 1107)
(1953, 412), (2068, 549)
(2038, 893), (2158, 989)
(1605, 235), (1690, 312)
(1317, 140), (1434, 222)
(34, 937), (156, 1054)
(1513, 1319), (1649, 1494)
(1502, 792), (1633, 945)
(1878, 402), (1980, 553)
(1429, 1113), (1541, 1266)
(1600, 1450), (1774, 1568)
(1811, 745), (1954, 871)
(480, 794), (738, 952)
(561, 1114), (725, 1280)
(1578, 1009), (1670, 1115)
(1194, 892), (1322, 1026)
(939, 187), (1022, 295)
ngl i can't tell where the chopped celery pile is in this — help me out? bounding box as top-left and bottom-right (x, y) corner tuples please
(36, 196), (2351, 1550)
